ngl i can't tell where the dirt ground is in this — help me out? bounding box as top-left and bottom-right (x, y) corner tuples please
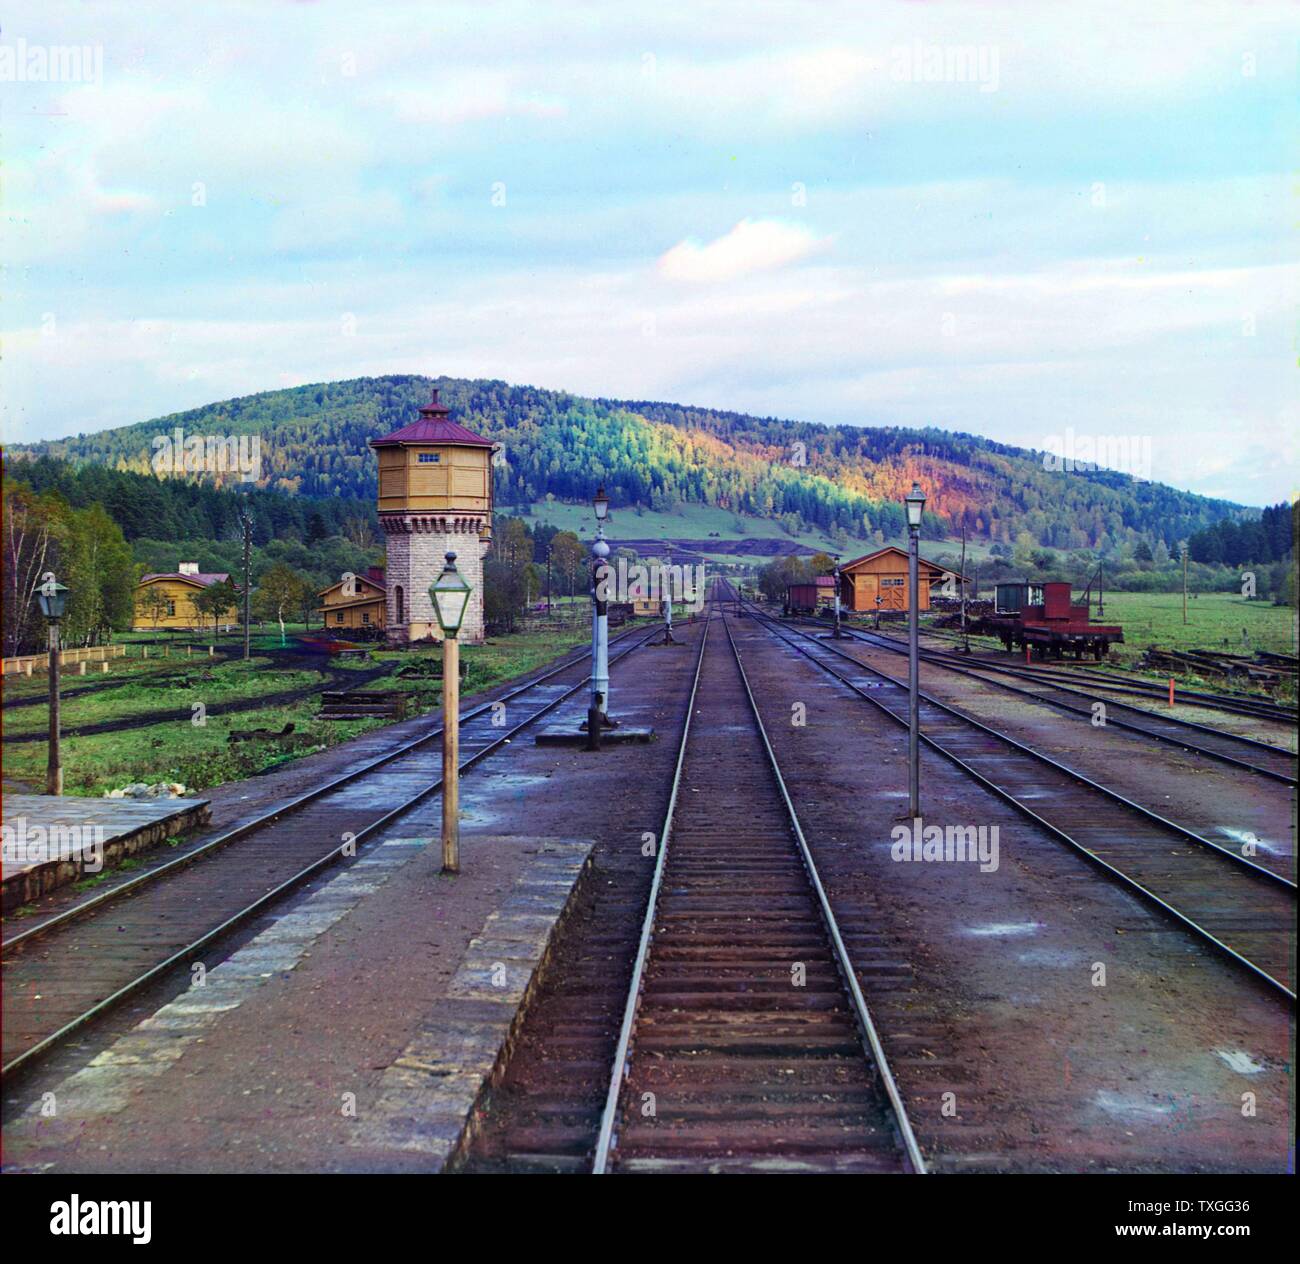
(733, 617), (1292, 1172)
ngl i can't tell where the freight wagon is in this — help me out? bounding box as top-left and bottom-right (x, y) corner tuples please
(972, 580), (1124, 658)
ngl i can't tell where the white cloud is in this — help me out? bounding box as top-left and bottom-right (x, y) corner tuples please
(657, 219), (828, 283)
(2, 1), (1295, 503)
(383, 75), (567, 126)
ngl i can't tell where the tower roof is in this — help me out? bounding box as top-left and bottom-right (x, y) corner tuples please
(369, 387), (494, 448)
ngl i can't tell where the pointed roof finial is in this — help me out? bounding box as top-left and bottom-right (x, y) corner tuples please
(370, 381), (492, 449)
(419, 385), (450, 419)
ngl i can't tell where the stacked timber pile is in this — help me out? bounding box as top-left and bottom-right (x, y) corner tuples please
(318, 690), (409, 721)
(1137, 647), (1297, 690)
(931, 599), (994, 626)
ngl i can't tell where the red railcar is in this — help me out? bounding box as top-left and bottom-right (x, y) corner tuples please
(784, 577), (837, 616)
(974, 580), (1123, 658)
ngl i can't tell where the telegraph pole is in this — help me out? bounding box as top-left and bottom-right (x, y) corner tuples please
(1181, 542), (1189, 625)
(904, 483), (926, 818)
(959, 524), (968, 652)
(240, 507), (253, 660)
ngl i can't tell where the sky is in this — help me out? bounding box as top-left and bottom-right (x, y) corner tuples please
(1, 1), (1295, 505)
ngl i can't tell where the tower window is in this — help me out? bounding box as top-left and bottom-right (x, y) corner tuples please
(417, 453), (441, 463)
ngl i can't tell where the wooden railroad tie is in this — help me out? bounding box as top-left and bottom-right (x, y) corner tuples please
(318, 690), (410, 721)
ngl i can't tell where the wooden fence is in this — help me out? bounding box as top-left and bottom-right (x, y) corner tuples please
(2, 644), (130, 677)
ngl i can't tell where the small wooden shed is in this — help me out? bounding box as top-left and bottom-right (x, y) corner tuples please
(839, 547), (961, 613)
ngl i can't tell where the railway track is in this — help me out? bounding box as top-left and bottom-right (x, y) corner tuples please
(861, 622), (1295, 725)
(464, 600), (924, 1173)
(1, 624), (662, 1079)
(591, 608), (923, 1173)
(814, 623), (1297, 785)
(739, 597), (1295, 1004)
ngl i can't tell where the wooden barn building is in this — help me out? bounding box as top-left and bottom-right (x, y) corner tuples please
(132, 563), (237, 631)
(317, 566), (387, 634)
(838, 547), (962, 614)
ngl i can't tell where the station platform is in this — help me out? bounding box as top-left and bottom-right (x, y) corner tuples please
(0, 625), (697, 1173)
(1, 793), (210, 913)
(3, 833), (593, 1173)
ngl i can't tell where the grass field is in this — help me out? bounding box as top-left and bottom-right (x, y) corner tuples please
(1095, 592), (1297, 660)
(1, 624), (612, 797)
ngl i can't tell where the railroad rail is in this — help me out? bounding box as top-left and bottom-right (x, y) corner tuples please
(591, 604), (924, 1173)
(810, 622), (1297, 785)
(856, 621), (1295, 725)
(737, 593), (1295, 1004)
(1, 624), (663, 1079)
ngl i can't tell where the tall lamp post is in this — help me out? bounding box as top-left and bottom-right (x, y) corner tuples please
(904, 482), (926, 818)
(589, 486), (612, 746)
(36, 573), (70, 796)
(660, 546), (677, 643)
(430, 552), (471, 874)
(831, 555), (844, 638)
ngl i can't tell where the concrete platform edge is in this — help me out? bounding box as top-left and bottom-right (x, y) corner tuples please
(351, 837), (597, 1171)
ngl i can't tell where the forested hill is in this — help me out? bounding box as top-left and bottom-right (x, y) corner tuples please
(8, 374), (1249, 554)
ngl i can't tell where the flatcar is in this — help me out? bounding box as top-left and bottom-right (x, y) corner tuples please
(973, 580), (1123, 658)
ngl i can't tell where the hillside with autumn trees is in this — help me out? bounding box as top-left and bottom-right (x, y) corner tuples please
(8, 374), (1256, 558)
(5, 375), (1293, 654)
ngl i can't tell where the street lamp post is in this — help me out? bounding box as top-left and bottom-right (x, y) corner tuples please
(904, 482), (927, 818)
(430, 552), (471, 874)
(832, 556), (843, 638)
(589, 486), (612, 747)
(660, 549), (677, 643)
(36, 572), (70, 796)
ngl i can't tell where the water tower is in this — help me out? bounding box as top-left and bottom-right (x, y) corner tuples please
(370, 387), (496, 645)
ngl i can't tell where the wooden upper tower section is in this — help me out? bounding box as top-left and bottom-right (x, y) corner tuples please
(369, 388), (495, 518)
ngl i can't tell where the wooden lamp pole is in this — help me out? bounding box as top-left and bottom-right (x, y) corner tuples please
(430, 552), (471, 873)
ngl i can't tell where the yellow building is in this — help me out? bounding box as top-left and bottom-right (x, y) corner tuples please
(133, 563), (238, 631)
(369, 388), (497, 644)
(317, 567), (387, 635)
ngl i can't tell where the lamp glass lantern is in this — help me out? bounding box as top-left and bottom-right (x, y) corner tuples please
(37, 576), (70, 621)
(904, 482), (926, 531)
(593, 486), (610, 523)
(430, 552), (471, 637)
